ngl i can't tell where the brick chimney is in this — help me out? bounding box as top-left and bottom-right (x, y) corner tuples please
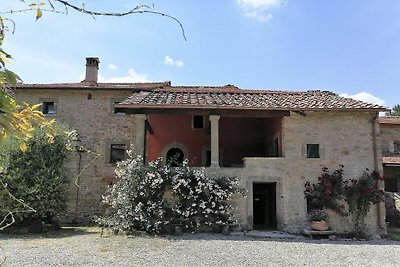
(83, 57), (99, 85)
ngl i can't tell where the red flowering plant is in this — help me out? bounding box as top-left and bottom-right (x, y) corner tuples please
(343, 169), (385, 235)
(304, 165), (347, 217)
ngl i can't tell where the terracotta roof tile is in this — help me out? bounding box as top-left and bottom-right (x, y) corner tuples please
(379, 116), (400, 125)
(383, 157), (400, 165)
(16, 81), (171, 90)
(15, 81), (386, 111)
(119, 87), (386, 111)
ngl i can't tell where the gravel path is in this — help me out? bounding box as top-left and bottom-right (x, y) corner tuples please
(1, 228), (400, 267)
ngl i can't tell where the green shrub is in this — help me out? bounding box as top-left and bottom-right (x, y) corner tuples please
(0, 124), (74, 226)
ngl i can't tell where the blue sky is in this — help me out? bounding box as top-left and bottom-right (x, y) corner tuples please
(2, 0), (400, 109)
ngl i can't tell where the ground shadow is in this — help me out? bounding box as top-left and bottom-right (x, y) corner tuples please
(162, 231), (400, 246)
(0, 226), (101, 240)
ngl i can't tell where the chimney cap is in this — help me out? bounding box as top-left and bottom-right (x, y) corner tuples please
(86, 57), (100, 67)
(83, 57), (100, 85)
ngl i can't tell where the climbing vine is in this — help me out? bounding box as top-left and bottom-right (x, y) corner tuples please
(343, 170), (385, 236)
(304, 165), (347, 216)
(305, 166), (384, 236)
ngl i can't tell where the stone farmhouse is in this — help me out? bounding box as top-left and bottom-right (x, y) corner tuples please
(15, 58), (388, 235)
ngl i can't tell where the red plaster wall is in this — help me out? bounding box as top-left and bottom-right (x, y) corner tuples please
(147, 115), (283, 167)
(220, 117), (270, 166)
(146, 114), (210, 166)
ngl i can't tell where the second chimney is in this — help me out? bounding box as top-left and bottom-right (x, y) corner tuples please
(84, 57), (100, 84)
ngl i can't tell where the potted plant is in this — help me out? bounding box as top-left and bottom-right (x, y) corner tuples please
(308, 209), (329, 231)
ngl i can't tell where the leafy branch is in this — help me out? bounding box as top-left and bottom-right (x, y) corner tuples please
(0, 1), (187, 41)
(0, 179), (37, 230)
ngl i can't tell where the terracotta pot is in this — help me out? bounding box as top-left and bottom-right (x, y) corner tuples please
(311, 220), (328, 231)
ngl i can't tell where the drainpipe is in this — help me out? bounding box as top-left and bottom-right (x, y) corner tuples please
(372, 112), (386, 229)
(75, 152), (82, 218)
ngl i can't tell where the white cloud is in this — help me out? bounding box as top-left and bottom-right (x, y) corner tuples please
(245, 10), (274, 23)
(164, 56), (184, 68)
(79, 68), (150, 83)
(99, 69), (150, 83)
(237, 0), (284, 22)
(340, 92), (385, 106)
(237, 0), (283, 9)
(108, 64), (118, 70)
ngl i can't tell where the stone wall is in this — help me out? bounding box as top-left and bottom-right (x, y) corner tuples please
(207, 111), (384, 235)
(380, 122), (400, 156)
(15, 89), (135, 223)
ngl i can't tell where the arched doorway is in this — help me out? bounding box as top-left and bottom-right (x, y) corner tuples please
(166, 147), (185, 166)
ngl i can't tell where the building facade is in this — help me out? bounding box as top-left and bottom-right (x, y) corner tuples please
(15, 58), (387, 234)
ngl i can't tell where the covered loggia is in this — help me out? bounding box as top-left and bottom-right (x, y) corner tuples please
(143, 113), (284, 167)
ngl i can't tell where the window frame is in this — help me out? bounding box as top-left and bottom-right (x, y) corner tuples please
(192, 115), (205, 129)
(111, 98), (126, 115)
(105, 140), (130, 164)
(40, 98), (58, 115)
(306, 144), (320, 159)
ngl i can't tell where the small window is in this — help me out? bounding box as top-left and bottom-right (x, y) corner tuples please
(193, 115), (204, 129)
(307, 144), (320, 158)
(394, 141), (400, 154)
(113, 101), (125, 114)
(110, 144), (127, 163)
(42, 101), (55, 115)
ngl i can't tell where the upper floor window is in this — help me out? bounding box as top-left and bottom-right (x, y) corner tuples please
(306, 144), (320, 158)
(42, 101), (56, 115)
(112, 100), (125, 115)
(192, 115), (204, 129)
(394, 140), (400, 154)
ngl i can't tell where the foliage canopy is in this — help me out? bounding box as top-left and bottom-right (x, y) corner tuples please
(0, 124), (75, 228)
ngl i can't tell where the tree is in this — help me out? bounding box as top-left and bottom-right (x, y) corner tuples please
(1, 1), (185, 146)
(0, 124), (75, 229)
(0, 1), (185, 231)
(386, 104), (400, 116)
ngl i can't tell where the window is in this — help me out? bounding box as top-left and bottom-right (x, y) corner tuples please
(306, 144), (320, 158)
(192, 115), (204, 129)
(42, 101), (56, 115)
(394, 141), (400, 154)
(110, 144), (127, 163)
(113, 101), (125, 114)
(111, 99), (126, 114)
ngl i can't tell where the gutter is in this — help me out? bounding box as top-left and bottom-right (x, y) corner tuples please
(372, 112), (386, 229)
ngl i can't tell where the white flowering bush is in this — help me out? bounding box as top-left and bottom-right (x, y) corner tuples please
(100, 151), (172, 234)
(172, 160), (243, 228)
(100, 149), (245, 234)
